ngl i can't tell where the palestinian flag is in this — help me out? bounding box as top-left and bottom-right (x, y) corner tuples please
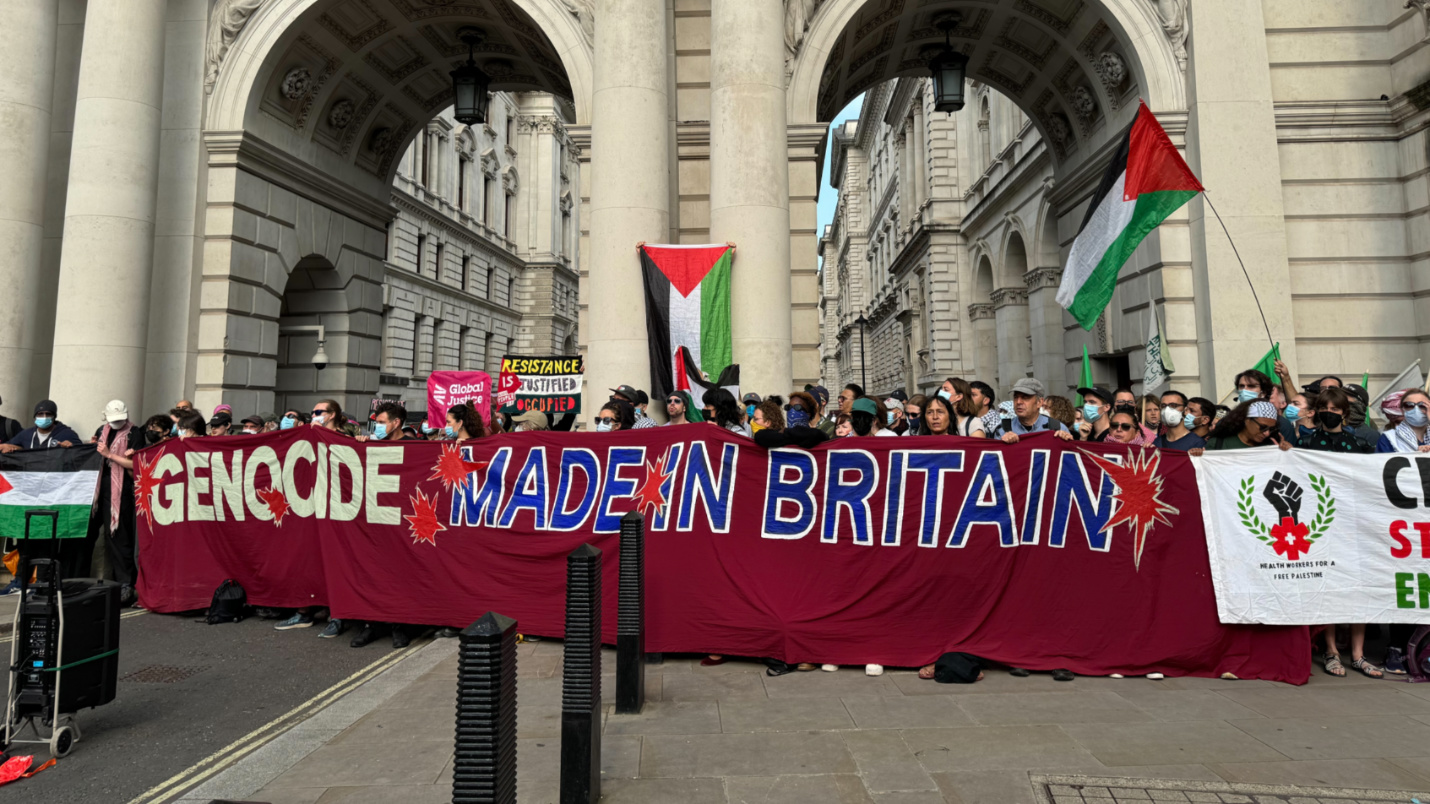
(640, 244), (734, 404)
(1057, 102), (1203, 329)
(0, 445), (102, 540)
(674, 346), (740, 412)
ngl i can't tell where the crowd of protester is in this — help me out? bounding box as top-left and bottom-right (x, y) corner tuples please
(1, 354), (1427, 678)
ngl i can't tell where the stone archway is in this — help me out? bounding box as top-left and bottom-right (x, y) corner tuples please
(275, 254), (384, 418)
(195, 0), (590, 413)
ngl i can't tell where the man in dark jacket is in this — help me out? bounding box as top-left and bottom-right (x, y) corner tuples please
(0, 395), (21, 443)
(0, 399), (81, 452)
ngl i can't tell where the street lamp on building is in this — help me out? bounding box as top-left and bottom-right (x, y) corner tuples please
(927, 12), (970, 113)
(854, 314), (868, 389)
(451, 27), (492, 125)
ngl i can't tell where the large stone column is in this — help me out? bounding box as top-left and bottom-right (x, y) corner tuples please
(969, 303), (998, 392)
(0, 0), (59, 410)
(991, 288), (1031, 397)
(49, 0), (167, 421)
(1184, 0), (1296, 398)
(1024, 267), (1064, 391)
(710, 0), (791, 396)
(585, 0), (669, 405)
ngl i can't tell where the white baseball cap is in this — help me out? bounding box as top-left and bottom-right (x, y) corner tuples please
(103, 400), (129, 423)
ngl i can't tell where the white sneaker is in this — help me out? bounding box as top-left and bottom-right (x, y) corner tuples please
(865, 664), (884, 676)
(1146, 672), (1165, 680)
(820, 664), (838, 672)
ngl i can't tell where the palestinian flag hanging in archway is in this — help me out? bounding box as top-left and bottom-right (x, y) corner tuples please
(1057, 102), (1203, 330)
(640, 243), (734, 403)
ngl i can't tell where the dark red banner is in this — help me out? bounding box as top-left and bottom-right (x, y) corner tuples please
(135, 428), (1309, 683)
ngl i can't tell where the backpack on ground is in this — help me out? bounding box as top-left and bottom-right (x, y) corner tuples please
(205, 579), (248, 624)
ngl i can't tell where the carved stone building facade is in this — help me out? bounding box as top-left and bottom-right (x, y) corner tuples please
(380, 97), (578, 416)
(3, 1), (1429, 425)
(821, 2), (1430, 405)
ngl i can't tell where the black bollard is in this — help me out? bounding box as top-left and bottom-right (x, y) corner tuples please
(560, 544), (602, 804)
(453, 612), (519, 804)
(616, 510), (646, 714)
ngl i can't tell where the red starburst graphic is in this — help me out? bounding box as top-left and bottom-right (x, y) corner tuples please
(405, 487), (447, 546)
(257, 485), (292, 526)
(429, 442), (488, 492)
(1269, 517), (1312, 560)
(1080, 448), (1181, 570)
(133, 453), (160, 528)
(631, 452), (674, 518)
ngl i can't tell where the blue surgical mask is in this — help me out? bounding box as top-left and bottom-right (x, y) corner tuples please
(937, 389), (951, 402)
(787, 409), (810, 428)
(1082, 404), (1102, 423)
(280, 416), (295, 430)
(596, 422), (613, 433)
(1407, 406), (1430, 429)
(1237, 388), (1260, 403)
(444, 425), (456, 438)
(1283, 405), (1299, 422)
(35, 417), (53, 429)
(1182, 412), (1196, 429)
(171, 423), (179, 435)
(885, 411), (895, 425)
(746, 404), (757, 418)
(373, 423), (388, 440)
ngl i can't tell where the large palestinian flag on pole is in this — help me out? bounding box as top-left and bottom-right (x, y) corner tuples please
(0, 445), (102, 539)
(640, 244), (735, 403)
(1057, 102), (1204, 329)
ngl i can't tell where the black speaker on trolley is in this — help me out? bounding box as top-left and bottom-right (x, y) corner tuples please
(14, 576), (122, 717)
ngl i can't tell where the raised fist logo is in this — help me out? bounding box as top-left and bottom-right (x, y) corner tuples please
(1263, 471), (1303, 523)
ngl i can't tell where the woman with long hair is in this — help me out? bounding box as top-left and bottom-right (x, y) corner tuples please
(594, 400), (635, 432)
(446, 402), (487, 441)
(918, 393), (957, 436)
(701, 388), (749, 436)
(944, 378), (986, 438)
(1044, 395), (1076, 435)
(1190, 400), (1291, 455)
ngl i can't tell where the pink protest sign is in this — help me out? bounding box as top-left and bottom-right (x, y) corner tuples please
(426, 371), (491, 429)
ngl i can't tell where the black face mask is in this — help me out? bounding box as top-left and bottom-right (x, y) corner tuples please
(1316, 411), (1343, 430)
(145, 429), (163, 444)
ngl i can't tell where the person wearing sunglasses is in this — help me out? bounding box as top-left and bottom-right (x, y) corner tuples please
(1105, 410), (1142, 445)
(280, 409), (308, 430)
(1190, 400), (1291, 454)
(309, 399), (345, 433)
(593, 400), (634, 432)
(1377, 389), (1430, 454)
(664, 392), (699, 425)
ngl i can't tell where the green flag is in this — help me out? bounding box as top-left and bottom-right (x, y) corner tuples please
(1251, 343), (1280, 378)
(1360, 371), (1369, 388)
(1080, 345), (1094, 389)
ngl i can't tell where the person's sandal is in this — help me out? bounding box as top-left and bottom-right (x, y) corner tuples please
(1349, 656), (1383, 679)
(700, 655), (727, 667)
(918, 664), (936, 680)
(797, 663), (817, 671)
(1322, 653), (1345, 677)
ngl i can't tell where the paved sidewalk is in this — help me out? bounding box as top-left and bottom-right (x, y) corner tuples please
(174, 636), (1430, 804)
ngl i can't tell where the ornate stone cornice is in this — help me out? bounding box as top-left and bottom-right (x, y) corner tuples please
(1023, 266), (1062, 289)
(991, 287), (1029, 308)
(968, 302), (996, 321)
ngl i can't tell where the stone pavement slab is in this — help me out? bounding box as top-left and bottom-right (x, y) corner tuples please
(173, 642), (1430, 804)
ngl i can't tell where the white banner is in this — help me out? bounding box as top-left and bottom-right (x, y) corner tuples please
(1196, 449), (1430, 625)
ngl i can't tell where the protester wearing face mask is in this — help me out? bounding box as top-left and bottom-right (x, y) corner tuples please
(1077, 386), (1114, 442)
(173, 410), (205, 439)
(1232, 368), (1297, 442)
(700, 388), (748, 436)
(310, 399), (345, 433)
(239, 415), (264, 435)
(84, 401), (145, 604)
(446, 402), (487, 441)
(751, 400), (785, 435)
(1184, 397), (1214, 439)
(349, 403), (417, 647)
(1154, 391), (1206, 451)
(143, 414), (173, 444)
(629, 389), (658, 429)
(785, 391), (818, 430)
(280, 409), (308, 430)
(1377, 389), (1430, 454)
(901, 394), (926, 435)
(0, 399), (81, 453)
(1295, 387), (1371, 454)
(881, 398), (908, 435)
(805, 385), (834, 435)
(1284, 392), (1314, 439)
(941, 378), (986, 438)
(594, 400), (634, 432)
